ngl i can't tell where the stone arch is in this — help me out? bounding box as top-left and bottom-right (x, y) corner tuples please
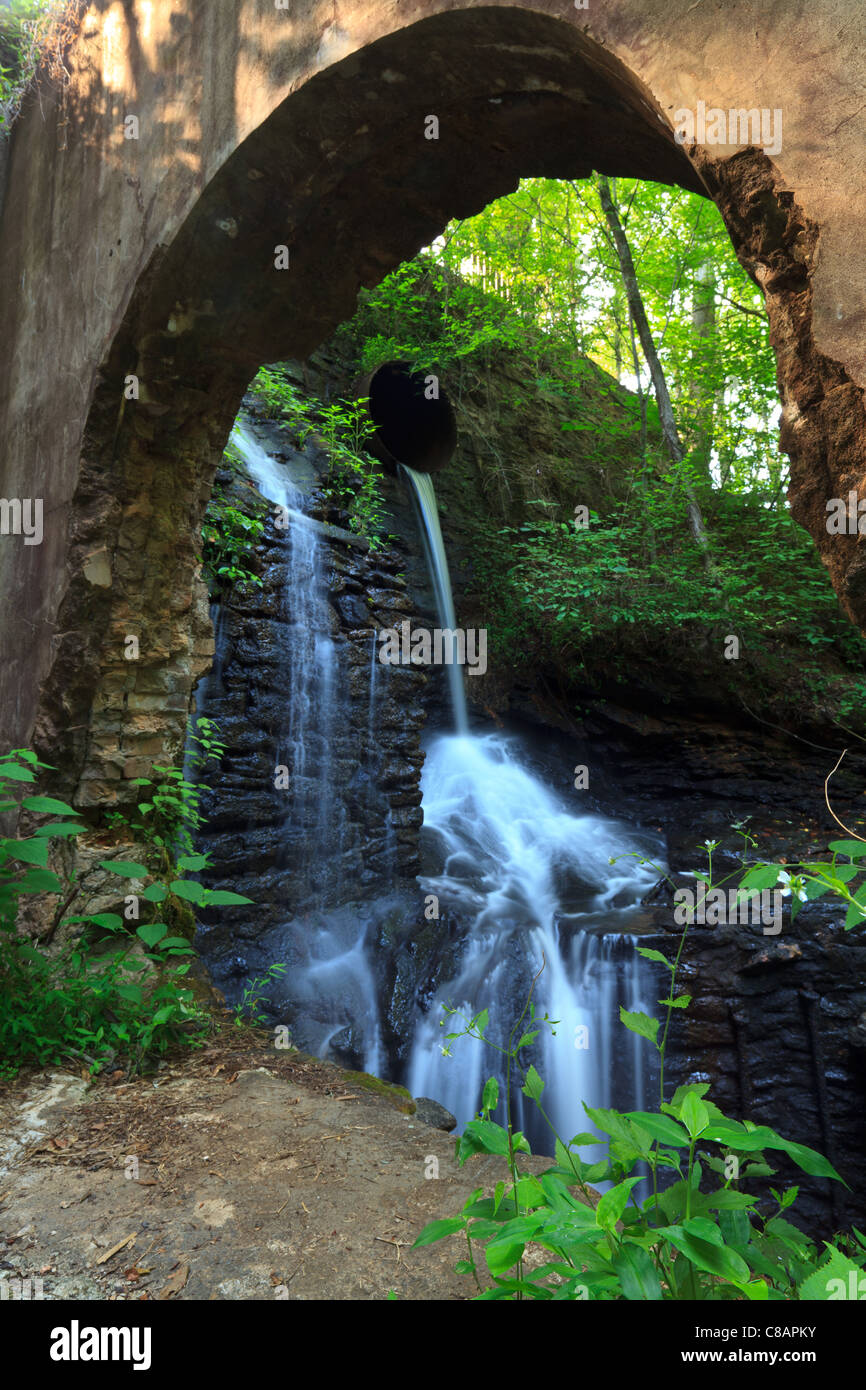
(0, 2), (862, 799)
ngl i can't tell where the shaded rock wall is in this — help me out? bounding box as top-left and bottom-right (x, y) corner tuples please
(557, 704), (866, 1236)
(191, 399), (431, 999)
(2, 1), (866, 807)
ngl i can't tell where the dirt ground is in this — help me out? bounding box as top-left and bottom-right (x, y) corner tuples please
(0, 1028), (558, 1302)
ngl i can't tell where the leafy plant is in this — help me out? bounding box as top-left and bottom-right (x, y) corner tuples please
(413, 846), (859, 1300)
(104, 717), (225, 858)
(249, 367), (390, 550)
(0, 750), (230, 1075)
(202, 487), (264, 595)
(233, 962), (288, 1028)
(0, 0), (54, 137)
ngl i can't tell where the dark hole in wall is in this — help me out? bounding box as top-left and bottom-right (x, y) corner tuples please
(363, 361), (457, 473)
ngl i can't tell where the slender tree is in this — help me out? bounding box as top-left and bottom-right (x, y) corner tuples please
(596, 173), (713, 567)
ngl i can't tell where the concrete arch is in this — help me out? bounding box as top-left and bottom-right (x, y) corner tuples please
(1, 0), (865, 798)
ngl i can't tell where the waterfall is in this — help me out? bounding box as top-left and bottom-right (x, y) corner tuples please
(225, 424), (384, 1075)
(400, 465), (664, 1155)
(405, 731), (662, 1154)
(230, 424), (348, 901)
(204, 428), (664, 1153)
(399, 465), (469, 733)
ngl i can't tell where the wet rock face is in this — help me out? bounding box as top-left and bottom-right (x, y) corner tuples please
(192, 432), (431, 999)
(655, 899), (866, 1239)
(556, 706), (866, 1239)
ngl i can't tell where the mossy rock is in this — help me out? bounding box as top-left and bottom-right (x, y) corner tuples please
(339, 1069), (416, 1115)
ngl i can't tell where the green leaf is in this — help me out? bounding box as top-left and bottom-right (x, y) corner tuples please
(619, 1008), (659, 1045)
(636, 947), (674, 971)
(778, 1139), (845, 1183)
(798, 1245), (864, 1301)
(624, 1111), (690, 1147)
(681, 1092), (710, 1139)
(136, 923), (168, 948)
(661, 1224), (751, 1284)
(98, 860), (149, 878)
(32, 821), (84, 838)
(613, 1242), (663, 1300)
(456, 1119), (511, 1162)
(115, 984), (142, 1004)
(738, 1279), (770, 1300)
(202, 889), (254, 906)
(10, 838), (49, 866)
(482, 1076), (499, 1114)
(0, 763), (36, 782)
(412, 1217), (465, 1249)
(844, 895), (866, 929)
(522, 1065), (544, 1103)
(583, 1104), (641, 1150)
(141, 883), (168, 902)
(17, 868), (63, 893)
(828, 839), (866, 859)
(596, 1177), (643, 1231)
(485, 1216), (544, 1276)
(739, 865), (782, 891)
(169, 879), (207, 904)
(89, 913), (124, 930)
(21, 796), (80, 816)
(704, 1189), (759, 1211)
(176, 854), (209, 872)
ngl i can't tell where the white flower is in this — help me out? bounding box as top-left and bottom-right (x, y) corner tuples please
(777, 869), (806, 902)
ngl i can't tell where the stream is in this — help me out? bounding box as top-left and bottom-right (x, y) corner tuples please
(198, 427), (667, 1155)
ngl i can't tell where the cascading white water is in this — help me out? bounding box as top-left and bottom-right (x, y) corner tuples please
(227, 424), (384, 1074)
(208, 429), (663, 1143)
(400, 465), (469, 733)
(406, 732), (662, 1152)
(231, 425), (342, 889)
(399, 464), (664, 1153)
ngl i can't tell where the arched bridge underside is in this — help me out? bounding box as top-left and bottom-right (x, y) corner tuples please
(1, 0), (865, 797)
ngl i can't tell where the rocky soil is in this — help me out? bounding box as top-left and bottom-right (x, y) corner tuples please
(0, 1026), (559, 1302)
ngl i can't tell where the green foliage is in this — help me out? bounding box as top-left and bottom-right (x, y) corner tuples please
(0, 749), (215, 1076)
(104, 718), (225, 858)
(335, 180), (866, 728)
(472, 475), (866, 728)
(0, 1), (54, 137)
(341, 255), (542, 384)
(434, 175), (781, 494)
(738, 832), (866, 931)
(413, 845), (859, 1300)
(202, 471), (264, 596)
(232, 962), (288, 1028)
(249, 367), (390, 550)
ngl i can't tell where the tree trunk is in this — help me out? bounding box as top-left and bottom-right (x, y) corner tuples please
(596, 174), (713, 567)
(688, 256), (718, 482)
